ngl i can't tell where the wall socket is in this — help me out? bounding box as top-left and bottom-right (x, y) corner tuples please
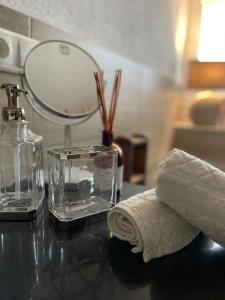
(0, 28), (38, 72)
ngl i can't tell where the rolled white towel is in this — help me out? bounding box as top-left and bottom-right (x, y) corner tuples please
(107, 189), (199, 263)
(156, 148), (225, 247)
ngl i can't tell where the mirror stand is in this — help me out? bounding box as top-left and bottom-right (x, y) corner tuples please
(64, 125), (72, 148)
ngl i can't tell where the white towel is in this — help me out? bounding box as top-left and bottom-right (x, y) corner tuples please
(156, 148), (225, 247)
(107, 189), (199, 263)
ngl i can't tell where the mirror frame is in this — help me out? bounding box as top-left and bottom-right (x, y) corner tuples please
(23, 39), (101, 121)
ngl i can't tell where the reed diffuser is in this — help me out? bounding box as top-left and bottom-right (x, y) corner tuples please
(94, 70), (123, 197)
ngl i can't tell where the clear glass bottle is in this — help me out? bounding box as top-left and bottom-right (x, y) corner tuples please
(0, 83), (44, 220)
(102, 130), (123, 198)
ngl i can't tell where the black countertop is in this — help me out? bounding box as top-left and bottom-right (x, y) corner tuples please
(0, 183), (225, 300)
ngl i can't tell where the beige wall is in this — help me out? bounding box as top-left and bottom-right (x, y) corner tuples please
(0, 0), (192, 186)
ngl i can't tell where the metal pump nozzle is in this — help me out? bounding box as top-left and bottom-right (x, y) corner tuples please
(0, 83), (27, 121)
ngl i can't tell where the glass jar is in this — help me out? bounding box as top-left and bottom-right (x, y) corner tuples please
(48, 145), (118, 225)
(0, 121), (44, 220)
(102, 130), (123, 197)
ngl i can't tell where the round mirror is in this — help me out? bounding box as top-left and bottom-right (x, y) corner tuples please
(23, 40), (100, 124)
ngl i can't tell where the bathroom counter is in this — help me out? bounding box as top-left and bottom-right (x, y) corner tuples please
(0, 183), (225, 300)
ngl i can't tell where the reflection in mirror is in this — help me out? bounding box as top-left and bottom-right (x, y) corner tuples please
(24, 40), (100, 121)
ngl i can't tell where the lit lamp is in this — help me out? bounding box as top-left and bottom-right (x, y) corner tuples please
(187, 60), (225, 125)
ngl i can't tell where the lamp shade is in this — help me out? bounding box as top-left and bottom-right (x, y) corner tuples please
(187, 61), (225, 89)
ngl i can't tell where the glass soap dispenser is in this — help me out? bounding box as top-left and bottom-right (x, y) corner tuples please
(0, 83), (44, 220)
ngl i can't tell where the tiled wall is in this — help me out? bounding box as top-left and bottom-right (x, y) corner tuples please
(0, 3), (182, 186)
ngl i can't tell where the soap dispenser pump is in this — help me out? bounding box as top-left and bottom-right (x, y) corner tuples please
(0, 83), (44, 220)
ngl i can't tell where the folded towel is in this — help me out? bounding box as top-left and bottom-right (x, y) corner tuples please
(107, 189), (199, 263)
(156, 148), (225, 247)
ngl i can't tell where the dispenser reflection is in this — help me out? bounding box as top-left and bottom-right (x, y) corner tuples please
(0, 209), (114, 299)
(0, 209), (45, 299)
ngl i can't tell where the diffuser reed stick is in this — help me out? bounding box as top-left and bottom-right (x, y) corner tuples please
(109, 70), (122, 132)
(94, 69), (123, 196)
(94, 69), (122, 133)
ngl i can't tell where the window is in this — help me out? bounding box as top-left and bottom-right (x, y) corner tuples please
(198, 0), (225, 61)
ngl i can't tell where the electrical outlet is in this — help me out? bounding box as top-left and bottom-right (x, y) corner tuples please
(0, 28), (38, 73)
(0, 28), (19, 66)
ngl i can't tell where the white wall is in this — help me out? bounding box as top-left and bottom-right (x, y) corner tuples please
(0, 0), (189, 186)
(0, 0), (180, 73)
